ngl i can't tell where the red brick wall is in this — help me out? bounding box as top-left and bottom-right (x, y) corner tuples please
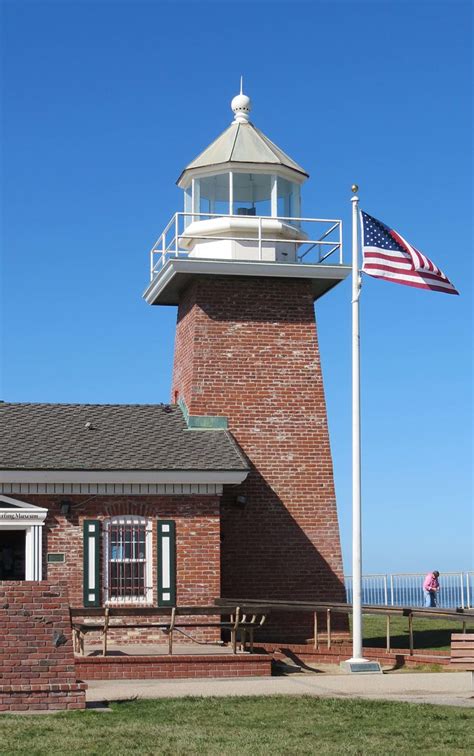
(22, 495), (221, 610)
(75, 653), (271, 680)
(0, 581), (86, 711)
(172, 276), (346, 640)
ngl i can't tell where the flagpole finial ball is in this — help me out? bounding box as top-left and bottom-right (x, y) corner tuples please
(351, 184), (359, 193)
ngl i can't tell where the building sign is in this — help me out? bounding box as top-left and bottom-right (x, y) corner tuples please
(0, 512), (45, 521)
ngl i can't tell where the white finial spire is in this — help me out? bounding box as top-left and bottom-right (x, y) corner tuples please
(231, 78), (251, 123)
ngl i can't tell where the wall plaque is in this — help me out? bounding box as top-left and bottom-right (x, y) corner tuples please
(47, 553), (65, 563)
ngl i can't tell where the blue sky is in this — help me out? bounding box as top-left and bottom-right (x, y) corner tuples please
(2, 1), (472, 575)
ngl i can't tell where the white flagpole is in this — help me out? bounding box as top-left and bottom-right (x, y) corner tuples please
(342, 188), (381, 673)
(350, 184), (364, 662)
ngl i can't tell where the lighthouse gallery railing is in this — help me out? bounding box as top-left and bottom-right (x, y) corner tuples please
(148, 212), (344, 282)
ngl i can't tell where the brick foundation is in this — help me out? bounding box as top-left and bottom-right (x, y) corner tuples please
(266, 642), (451, 668)
(0, 581), (86, 711)
(172, 276), (347, 640)
(75, 653), (271, 680)
(0, 684), (88, 712)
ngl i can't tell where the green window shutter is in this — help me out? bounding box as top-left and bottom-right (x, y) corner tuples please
(83, 520), (101, 607)
(157, 520), (176, 607)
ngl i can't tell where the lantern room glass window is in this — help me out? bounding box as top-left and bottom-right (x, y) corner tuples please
(186, 173), (301, 221)
(277, 177), (301, 220)
(196, 173), (231, 216)
(233, 173), (272, 216)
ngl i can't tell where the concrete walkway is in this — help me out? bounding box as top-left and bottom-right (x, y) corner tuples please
(86, 671), (474, 709)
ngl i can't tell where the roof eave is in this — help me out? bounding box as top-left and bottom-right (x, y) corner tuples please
(0, 469), (249, 484)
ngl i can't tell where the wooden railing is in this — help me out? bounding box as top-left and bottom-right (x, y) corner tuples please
(216, 598), (474, 655)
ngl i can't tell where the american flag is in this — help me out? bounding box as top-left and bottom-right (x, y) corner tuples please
(360, 211), (459, 295)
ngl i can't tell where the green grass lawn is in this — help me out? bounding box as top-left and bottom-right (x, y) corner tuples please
(358, 615), (474, 652)
(1, 696), (473, 755)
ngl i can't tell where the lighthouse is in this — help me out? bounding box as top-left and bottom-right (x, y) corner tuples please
(144, 87), (351, 640)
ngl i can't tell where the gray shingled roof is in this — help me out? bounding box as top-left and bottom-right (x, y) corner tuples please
(0, 403), (248, 472)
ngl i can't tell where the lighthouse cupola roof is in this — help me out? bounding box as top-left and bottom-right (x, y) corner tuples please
(177, 84), (309, 187)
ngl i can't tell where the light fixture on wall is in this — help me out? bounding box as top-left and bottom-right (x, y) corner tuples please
(235, 494), (247, 508)
(59, 501), (71, 517)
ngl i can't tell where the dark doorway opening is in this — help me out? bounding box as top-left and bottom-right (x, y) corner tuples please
(0, 530), (25, 579)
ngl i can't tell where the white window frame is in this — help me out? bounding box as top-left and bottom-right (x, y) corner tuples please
(103, 516), (153, 605)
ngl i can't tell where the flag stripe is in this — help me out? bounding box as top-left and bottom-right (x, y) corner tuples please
(393, 230), (442, 275)
(363, 255), (413, 270)
(363, 247), (413, 263)
(364, 266), (456, 288)
(363, 263), (456, 286)
(390, 230), (428, 271)
(366, 271), (459, 294)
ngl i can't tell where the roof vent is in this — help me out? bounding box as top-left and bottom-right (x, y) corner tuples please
(84, 421), (94, 430)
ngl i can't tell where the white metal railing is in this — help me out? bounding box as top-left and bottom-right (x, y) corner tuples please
(148, 212), (344, 281)
(344, 572), (473, 609)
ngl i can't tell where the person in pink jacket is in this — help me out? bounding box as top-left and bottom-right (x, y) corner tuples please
(423, 570), (440, 607)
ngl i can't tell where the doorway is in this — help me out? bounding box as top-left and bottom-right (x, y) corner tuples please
(0, 530), (26, 579)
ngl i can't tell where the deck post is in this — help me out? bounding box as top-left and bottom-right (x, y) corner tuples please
(313, 611), (318, 650)
(231, 607), (240, 654)
(168, 607), (176, 655)
(327, 608), (331, 649)
(102, 607), (109, 657)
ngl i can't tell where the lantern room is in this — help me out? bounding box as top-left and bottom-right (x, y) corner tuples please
(176, 86), (308, 262)
(143, 85), (350, 306)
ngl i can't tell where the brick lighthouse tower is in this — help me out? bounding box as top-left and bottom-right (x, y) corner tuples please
(144, 86), (351, 640)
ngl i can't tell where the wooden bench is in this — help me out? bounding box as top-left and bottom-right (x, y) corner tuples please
(70, 605), (267, 657)
(451, 633), (474, 687)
